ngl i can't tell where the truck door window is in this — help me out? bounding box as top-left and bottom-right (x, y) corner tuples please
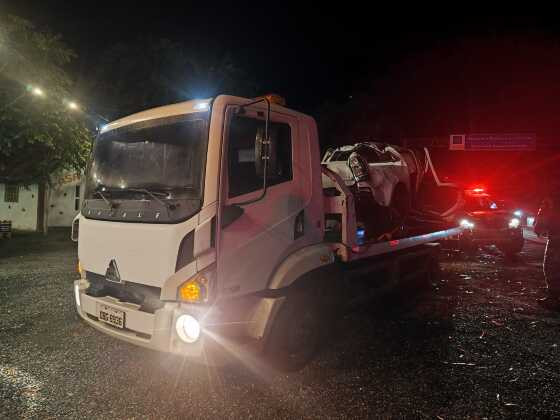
(228, 116), (292, 198)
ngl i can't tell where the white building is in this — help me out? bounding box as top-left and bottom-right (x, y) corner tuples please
(0, 172), (84, 231)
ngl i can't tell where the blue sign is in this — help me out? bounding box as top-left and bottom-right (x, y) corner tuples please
(465, 133), (536, 151)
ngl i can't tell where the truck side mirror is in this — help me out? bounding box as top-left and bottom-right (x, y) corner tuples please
(255, 126), (278, 180)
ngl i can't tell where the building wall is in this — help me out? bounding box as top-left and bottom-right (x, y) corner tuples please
(47, 173), (83, 227)
(0, 184), (39, 231)
(0, 172), (84, 231)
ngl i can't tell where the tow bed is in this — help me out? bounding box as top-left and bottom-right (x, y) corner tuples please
(334, 226), (463, 262)
(322, 166), (464, 262)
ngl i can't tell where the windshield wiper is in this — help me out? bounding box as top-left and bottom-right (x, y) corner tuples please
(93, 189), (117, 208)
(125, 188), (168, 206)
(141, 185), (198, 194)
(118, 187), (182, 212)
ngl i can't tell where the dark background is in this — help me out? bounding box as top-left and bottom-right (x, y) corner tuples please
(3, 4), (560, 200)
(4, 5), (557, 114)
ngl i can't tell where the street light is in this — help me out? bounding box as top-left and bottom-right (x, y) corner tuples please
(67, 101), (79, 111)
(31, 87), (44, 97)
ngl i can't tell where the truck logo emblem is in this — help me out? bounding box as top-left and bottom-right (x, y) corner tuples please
(105, 259), (122, 283)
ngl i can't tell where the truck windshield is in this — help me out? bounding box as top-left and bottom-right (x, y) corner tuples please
(86, 114), (208, 200)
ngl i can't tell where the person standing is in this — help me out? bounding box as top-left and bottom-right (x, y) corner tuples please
(535, 193), (560, 310)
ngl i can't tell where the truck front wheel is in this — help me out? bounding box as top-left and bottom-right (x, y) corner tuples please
(266, 289), (328, 371)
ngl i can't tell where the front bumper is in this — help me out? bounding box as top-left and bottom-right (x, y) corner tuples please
(466, 227), (523, 245)
(74, 279), (206, 358)
(74, 279), (273, 364)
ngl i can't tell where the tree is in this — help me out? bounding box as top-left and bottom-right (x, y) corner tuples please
(0, 15), (92, 231)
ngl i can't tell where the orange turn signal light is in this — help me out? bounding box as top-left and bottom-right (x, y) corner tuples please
(178, 275), (207, 303)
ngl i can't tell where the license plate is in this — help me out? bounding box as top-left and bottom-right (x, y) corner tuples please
(98, 304), (125, 329)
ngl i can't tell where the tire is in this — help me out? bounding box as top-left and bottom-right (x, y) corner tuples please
(266, 288), (329, 371)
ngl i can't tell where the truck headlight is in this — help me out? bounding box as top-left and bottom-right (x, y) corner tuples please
(514, 210), (523, 217)
(460, 219), (475, 229)
(178, 274), (207, 303)
(175, 314), (201, 343)
(509, 218), (520, 229)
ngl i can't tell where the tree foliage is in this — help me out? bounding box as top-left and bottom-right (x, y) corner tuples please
(0, 15), (92, 184)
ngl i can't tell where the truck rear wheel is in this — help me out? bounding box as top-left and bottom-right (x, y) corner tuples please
(266, 288), (329, 371)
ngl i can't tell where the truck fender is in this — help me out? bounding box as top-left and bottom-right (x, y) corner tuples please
(267, 243), (335, 290)
(246, 244), (336, 342)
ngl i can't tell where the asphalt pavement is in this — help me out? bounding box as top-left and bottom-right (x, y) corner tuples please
(2, 230), (560, 419)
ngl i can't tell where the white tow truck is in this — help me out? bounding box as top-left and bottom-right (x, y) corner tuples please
(73, 94), (463, 370)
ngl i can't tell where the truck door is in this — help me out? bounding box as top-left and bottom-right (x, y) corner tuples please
(217, 106), (304, 298)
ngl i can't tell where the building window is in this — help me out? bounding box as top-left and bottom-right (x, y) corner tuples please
(4, 184), (19, 203)
(74, 185), (81, 211)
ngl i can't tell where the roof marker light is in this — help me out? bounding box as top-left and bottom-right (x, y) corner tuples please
(193, 101), (210, 111)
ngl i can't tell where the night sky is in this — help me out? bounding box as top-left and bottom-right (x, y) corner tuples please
(5, 3), (560, 160)
(4, 3), (558, 113)
(3, 5), (560, 201)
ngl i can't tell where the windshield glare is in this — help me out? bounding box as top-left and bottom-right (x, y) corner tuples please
(86, 114), (208, 199)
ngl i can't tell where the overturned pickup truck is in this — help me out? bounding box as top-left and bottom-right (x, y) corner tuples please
(322, 142), (464, 241)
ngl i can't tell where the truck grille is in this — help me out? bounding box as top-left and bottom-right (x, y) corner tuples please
(85, 271), (164, 313)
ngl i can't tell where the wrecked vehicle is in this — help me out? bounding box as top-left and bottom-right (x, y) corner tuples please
(322, 143), (412, 209)
(322, 142), (463, 239)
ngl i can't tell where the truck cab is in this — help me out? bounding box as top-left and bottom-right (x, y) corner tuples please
(74, 95), (332, 366)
